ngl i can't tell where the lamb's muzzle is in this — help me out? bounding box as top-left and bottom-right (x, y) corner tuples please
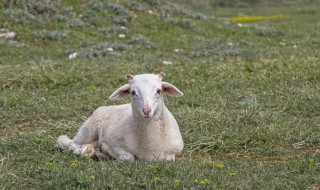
(143, 106), (152, 118)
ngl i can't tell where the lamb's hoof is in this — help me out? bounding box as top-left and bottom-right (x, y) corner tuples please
(94, 151), (110, 160)
(81, 144), (95, 158)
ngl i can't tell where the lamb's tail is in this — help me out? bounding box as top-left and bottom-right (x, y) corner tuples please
(56, 135), (96, 158)
(56, 135), (73, 150)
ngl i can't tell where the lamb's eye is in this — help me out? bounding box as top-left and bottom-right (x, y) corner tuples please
(131, 90), (136, 96)
(156, 89), (162, 94)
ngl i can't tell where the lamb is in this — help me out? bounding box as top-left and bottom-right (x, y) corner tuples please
(56, 72), (184, 161)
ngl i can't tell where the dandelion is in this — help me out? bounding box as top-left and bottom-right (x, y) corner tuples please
(90, 175), (95, 180)
(229, 172), (237, 176)
(173, 179), (181, 186)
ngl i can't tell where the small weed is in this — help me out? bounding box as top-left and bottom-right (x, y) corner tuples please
(67, 18), (85, 28)
(165, 18), (196, 29)
(126, 1), (145, 12)
(87, 1), (105, 12)
(129, 34), (157, 48)
(81, 10), (104, 26)
(100, 27), (128, 36)
(108, 3), (133, 24)
(189, 37), (242, 58)
(144, 0), (163, 6)
(77, 42), (132, 59)
(0, 40), (27, 48)
(3, 8), (37, 22)
(33, 30), (70, 41)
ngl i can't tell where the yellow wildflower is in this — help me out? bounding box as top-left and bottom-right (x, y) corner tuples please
(153, 177), (161, 182)
(70, 160), (78, 168)
(229, 172), (237, 176)
(199, 178), (211, 185)
(309, 159), (315, 164)
(229, 14), (289, 23)
(215, 163), (225, 169)
(87, 85), (97, 91)
(173, 179), (181, 186)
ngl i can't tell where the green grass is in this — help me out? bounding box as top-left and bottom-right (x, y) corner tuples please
(1, 0), (320, 189)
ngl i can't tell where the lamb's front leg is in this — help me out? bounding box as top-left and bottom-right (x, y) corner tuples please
(163, 153), (176, 161)
(147, 152), (176, 162)
(101, 142), (135, 161)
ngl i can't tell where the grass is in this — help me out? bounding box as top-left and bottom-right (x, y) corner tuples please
(1, 0), (320, 189)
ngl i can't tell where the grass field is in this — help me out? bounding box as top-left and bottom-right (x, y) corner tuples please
(1, 0), (320, 189)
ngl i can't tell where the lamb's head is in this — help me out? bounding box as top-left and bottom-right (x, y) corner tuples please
(109, 72), (183, 119)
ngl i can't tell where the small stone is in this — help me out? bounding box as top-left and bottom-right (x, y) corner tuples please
(174, 49), (183, 52)
(163, 61), (172, 65)
(279, 42), (286, 46)
(118, 34), (126, 38)
(106, 48), (114, 52)
(68, 52), (78, 59)
(0, 32), (16, 38)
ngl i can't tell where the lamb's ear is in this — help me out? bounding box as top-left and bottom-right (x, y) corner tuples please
(162, 82), (184, 97)
(156, 72), (165, 80)
(127, 74), (134, 81)
(109, 84), (130, 100)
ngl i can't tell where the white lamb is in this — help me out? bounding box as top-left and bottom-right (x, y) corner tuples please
(56, 72), (184, 161)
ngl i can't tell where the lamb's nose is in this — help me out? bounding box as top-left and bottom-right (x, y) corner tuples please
(143, 107), (151, 116)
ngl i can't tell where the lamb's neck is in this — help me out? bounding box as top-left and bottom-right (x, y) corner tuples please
(133, 104), (168, 132)
(134, 110), (168, 150)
